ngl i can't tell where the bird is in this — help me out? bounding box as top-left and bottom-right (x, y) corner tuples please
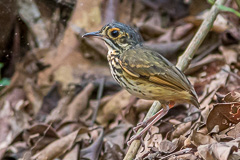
(83, 22), (199, 145)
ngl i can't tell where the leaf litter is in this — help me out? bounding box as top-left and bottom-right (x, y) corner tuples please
(0, 0), (240, 160)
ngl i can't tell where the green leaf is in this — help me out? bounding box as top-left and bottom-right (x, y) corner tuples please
(0, 78), (10, 86)
(216, 4), (240, 18)
(207, 0), (240, 18)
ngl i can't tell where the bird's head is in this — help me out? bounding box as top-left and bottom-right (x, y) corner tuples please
(83, 22), (143, 51)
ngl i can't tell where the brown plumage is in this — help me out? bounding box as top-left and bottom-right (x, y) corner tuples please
(83, 22), (199, 145)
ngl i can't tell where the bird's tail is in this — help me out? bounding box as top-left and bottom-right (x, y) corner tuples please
(190, 96), (200, 108)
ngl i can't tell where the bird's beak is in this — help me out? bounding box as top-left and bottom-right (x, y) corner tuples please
(82, 31), (102, 38)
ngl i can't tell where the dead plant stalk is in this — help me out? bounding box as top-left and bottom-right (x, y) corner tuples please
(123, 0), (227, 159)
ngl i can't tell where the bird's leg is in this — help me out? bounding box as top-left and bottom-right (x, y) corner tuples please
(127, 104), (170, 146)
(133, 109), (165, 133)
(133, 101), (175, 133)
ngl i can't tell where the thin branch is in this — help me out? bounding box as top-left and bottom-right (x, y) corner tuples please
(222, 68), (240, 81)
(91, 78), (105, 126)
(123, 0), (227, 159)
(177, 0), (227, 71)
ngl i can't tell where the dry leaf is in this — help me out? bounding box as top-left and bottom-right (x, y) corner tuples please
(190, 130), (216, 147)
(171, 122), (191, 140)
(32, 128), (89, 160)
(224, 89), (240, 103)
(101, 141), (124, 160)
(198, 141), (239, 160)
(206, 102), (240, 132)
(104, 123), (132, 149)
(80, 128), (104, 160)
(220, 46), (238, 65)
(66, 83), (95, 121)
(97, 90), (132, 126)
(227, 122), (240, 138)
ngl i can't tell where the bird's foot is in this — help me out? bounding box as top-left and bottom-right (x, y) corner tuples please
(133, 121), (148, 133)
(127, 106), (169, 146)
(127, 131), (146, 146)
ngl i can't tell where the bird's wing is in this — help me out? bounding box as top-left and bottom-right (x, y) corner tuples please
(119, 47), (197, 97)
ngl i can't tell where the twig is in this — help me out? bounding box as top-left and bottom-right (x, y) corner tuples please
(103, 0), (118, 24)
(91, 78), (105, 126)
(222, 68), (240, 81)
(177, 0), (227, 71)
(160, 148), (192, 160)
(123, 0), (227, 159)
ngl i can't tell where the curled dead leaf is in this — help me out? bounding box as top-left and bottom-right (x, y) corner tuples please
(220, 46), (238, 65)
(190, 130), (216, 147)
(80, 128), (104, 160)
(66, 83), (95, 121)
(206, 102), (240, 132)
(170, 122), (191, 140)
(32, 128), (89, 160)
(159, 139), (178, 154)
(96, 90), (132, 126)
(11, 124), (59, 154)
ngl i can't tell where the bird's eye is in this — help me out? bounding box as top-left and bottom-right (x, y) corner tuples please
(110, 30), (119, 38)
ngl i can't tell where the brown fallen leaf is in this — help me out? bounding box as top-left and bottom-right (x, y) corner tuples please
(185, 54), (224, 75)
(63, 145), (79, 160)
(159, 139), (178, 154)
(190, 130), (216, 147)
(219, 46), (238, 65)
(32, 128), (89, 160)
(144, 41), (185, 60)
(22, 124), (59, 154)
(36, 82), (62, 121)
(80, 128), (104, 160)
(184, 14), (230, 33)
(198, 140), (239, 160)
(24, 79), (43, 116)
(172, 23), (194, 41)
(170, 122), (191, 140)
(102, 141), (124, 160)
(66, 83), (95, 121)
(96, 90), (132, 126)
(1, 99), (30, 140)
(45, 95), (73, 124)
(0, 118), (11, 159)
(104, 123), (132, 149)
(138, 23), (166, 40)
(38, 0), (109, 88)
(11, 124), (60, 154)
(168, 153), (197, 160)
(224, 89), (240, 103)
(136, 126), (162, 159)
(221, 28), (240, 45)
(206, 102), (240, 132)
(199, 65), (229, 110)
(227, 122), (240, 138)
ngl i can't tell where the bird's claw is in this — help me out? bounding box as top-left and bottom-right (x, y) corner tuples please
(133, 121), (148, 133)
